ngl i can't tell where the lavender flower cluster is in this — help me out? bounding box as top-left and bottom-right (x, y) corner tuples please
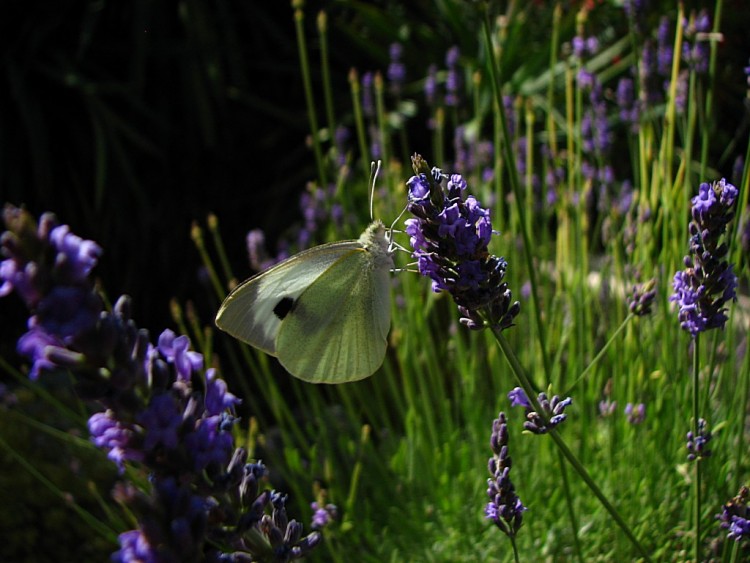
(670, 179), (738, 337)
(686, 418), (712, 461)
(405, 154), (520, 331)
(0, 206), (324, 562)
(717, 486), (750, 543)
(485, 412), (526, 538)
(508, 387), (572, 435)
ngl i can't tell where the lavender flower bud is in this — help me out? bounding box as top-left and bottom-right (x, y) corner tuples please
(686, 418), (712, 461)
(485, 412), (526, 538)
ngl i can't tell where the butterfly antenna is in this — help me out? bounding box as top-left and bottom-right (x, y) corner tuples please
(369, 160), (381, 222)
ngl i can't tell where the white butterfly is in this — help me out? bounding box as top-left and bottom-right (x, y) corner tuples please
(215, 221), (393, 384)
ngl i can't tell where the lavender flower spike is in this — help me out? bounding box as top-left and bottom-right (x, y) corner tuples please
(406, 155), (520, 331)
(686, 418), (712, 461)
(670, 179), (738, 337)
(485, 412), (526, 538)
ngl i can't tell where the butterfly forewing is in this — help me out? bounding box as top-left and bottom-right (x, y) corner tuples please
(215, 241), (363, 354)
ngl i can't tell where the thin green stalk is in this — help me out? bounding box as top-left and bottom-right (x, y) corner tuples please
(434, 106), (445, 171)
(564, 313), (635, 396)
(317, 11), (336, 138)
(492, 328), (651, 561)
(191, 221), (225, 302)
(546, 4), (561, 160)
(206, 213), (236, 294)
(510, 535), (520, 563)
(480, 2), (550, 387)
(692, 333), (702, 562)
(293, 3), (327, 188)
(662, 2), (684, 190)
(683, 68), (698, 194)
(492, 100), (504, 225)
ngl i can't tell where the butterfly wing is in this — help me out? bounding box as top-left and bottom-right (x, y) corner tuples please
(275, 245), (391, 383)
(215, 241), (362, 355)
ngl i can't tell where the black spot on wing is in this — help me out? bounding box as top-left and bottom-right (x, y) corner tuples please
(273, 296), (295, 320)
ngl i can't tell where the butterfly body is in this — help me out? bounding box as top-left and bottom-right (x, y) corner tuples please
(215, 221), (392, 383)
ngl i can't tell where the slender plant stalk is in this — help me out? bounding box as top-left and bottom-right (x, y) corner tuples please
(317, 11), (336, 138)
(564, 313), (634, 396)
(293, 3), (327, 188)
(692, 334), (702, 562)
(206, 213), (235, 293)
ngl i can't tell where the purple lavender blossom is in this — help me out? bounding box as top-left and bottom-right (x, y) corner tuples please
(333, 125), (350, 168)
(445, 46), (461, 107)
(424, 64), (438, 105)
(670, 179), (738, 337)
(310, 502), (339, 530)
(485, 412), (526, 538)
(624, 402), (646, 424)
(686, 418), (712, 461)
(717, 486), (750, 543)
(0, 206), (104, 378)
(1, 207), (322, 562)
(508, 387), (531, 408)
(628, 279), (657, 316)
(616, 77), (639, 129)
(682, 10), (711, 74)
(361, 71), (375, 117)
(508, 387), (572, 434)
(387, 42), (406, 94)
(405, 155), (519, 331)
(88, 410), (144, 472)
(247, 228), (275, 272)
(656, 17), (673, 76)
(599, 399), (617, 417)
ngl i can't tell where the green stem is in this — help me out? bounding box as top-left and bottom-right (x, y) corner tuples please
(293, 5), (327, 188)
(510, 535), (520, 563)
(692, 333), (702, 562)
(316, 11), (336, 139)
(564, 313), (635, 396)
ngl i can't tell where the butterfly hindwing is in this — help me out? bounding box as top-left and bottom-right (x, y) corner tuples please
(276, 245), (391, 383)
